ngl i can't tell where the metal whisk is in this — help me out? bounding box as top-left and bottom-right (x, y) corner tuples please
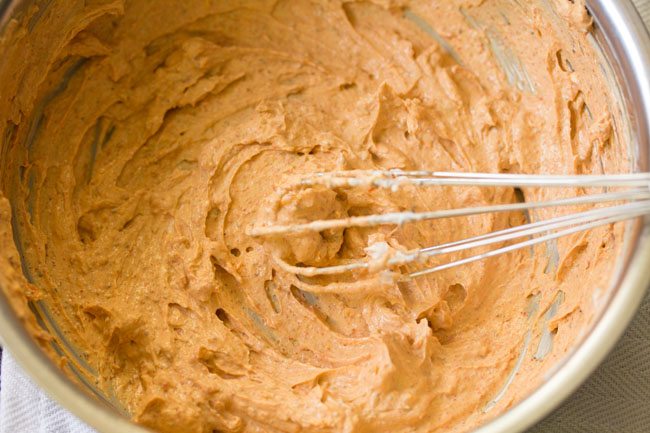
(248, 171), (650, 280)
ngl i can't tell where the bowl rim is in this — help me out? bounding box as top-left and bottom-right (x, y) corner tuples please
(0, 1), (649, 433)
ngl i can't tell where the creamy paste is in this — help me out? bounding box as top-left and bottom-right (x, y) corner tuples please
(0, 0), (629, 432)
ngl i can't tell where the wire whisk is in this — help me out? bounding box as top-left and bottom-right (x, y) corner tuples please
(248, 171), (650, 280)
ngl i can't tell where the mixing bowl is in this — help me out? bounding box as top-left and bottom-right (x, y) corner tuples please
(0, 1), (649, 432)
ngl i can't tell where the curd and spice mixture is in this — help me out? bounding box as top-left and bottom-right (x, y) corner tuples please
(0, 0), (628, 432)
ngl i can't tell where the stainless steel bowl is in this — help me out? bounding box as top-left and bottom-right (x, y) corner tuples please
(0, 1), (649, 432)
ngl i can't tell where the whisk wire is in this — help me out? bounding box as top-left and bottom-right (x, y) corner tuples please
(249, 189), (650, 237)
(269, 201), (650, 280)
(251, 171), (650, 280)
(302, 170), (650, 188)
(409, 203), (650, 278)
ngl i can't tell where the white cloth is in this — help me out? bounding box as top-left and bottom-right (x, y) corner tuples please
(1, 1), (649, 432)
(0, 352), (96, 433)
